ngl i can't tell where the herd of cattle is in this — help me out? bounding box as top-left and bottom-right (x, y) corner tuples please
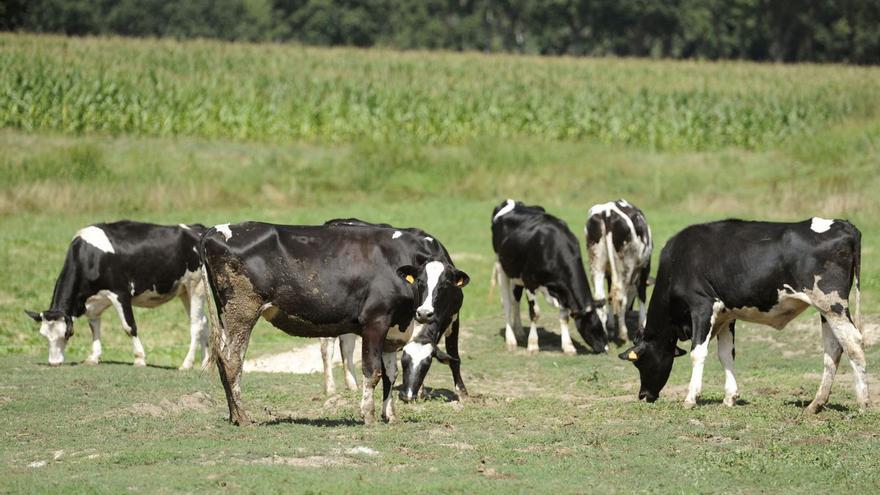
(26, 199), (866, 424)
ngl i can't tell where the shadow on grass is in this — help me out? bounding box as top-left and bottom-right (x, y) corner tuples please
(784, 399), (851, 413)
(699, 397), (751, 406)
(495, 310), (642, 355)
(96, 360), (179, 370)
(419, 386), (460, 403)
(262, 416), (362, 427)
(496, 327), (595, 355)
(35, 360), (177, 370)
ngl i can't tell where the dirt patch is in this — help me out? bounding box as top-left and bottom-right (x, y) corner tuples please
(107, 391), (215, 418)
(244, 337), (362, 374)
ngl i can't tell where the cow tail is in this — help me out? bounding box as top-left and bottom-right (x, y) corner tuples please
(853, 224), (862, 335)
(603, 213), (622, 314)
(198, 227), (224, 371)
(487, 261), (499, 303)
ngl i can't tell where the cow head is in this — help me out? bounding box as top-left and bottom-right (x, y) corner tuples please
(572, 301), (608, 353)
(618, 338), (686, 402)
(25, 310), (74, 366)
(396, 260), (469, 402)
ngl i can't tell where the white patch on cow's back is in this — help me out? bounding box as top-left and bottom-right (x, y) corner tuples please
(492, 199), (516, 222)
(179, 224), (191, 230)
(417, 261), (445, 313)
(392, 230), (403, 239)
(215, 224), (233, 240)
(424, 237), (433, 242)
(811, 217), (834, 233)
(76, 226), (115, 254)
(617, 199), (631, 208)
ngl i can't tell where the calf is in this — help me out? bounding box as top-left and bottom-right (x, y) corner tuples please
(25, 221), (209, 369)
(491, 199), (607, 355)
(585, 199), (652, 344)
(319, 218), (467, 402)
(620, 218), (865, 412)
(200, 222), (469, 425)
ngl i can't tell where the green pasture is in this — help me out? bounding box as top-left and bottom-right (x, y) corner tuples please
(1, 33), (879, 493)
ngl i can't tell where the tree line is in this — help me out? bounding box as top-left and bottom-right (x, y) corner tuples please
(2, 0), (878, 64)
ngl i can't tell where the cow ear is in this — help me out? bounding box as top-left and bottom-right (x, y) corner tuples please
(25, 310), (42, 323)
(432, 347), (459, 365)
(453, 269), (470, 288)
(618, 347), (640, 362)
(673, 346), (687, 358)
(396, 265), (418, 284)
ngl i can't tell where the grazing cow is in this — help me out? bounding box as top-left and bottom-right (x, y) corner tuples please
(585, 199), (652, 344)
(25, 221), (209, 369)
(319, 218), (468, 402)
(200, 222), (469, 425)
(619, 218), (865, 412)
(491, 199), (607, 355)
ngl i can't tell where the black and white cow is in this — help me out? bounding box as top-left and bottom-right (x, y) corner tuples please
(200, 222), (469, 425)
(25, 221), (209, 369)
(585, 199), (652, 344)
(491, 199), (607, 355)
(319, 218), (467, 402)
(620, 217), (865, 412)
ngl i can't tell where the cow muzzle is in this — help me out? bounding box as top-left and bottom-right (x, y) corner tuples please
(638, 389), (658, 403)
(415, 308), (434, 323)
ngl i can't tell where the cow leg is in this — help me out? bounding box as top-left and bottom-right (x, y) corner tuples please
(512, 285), (523, 337)
(526, 290), (540, 354)
(215, 309), (259, 426)
(823, 311), (869, 411)
(806, 316), (843, 414)
(589, 255), (610, 337)
(180, 284), (209, 370)
(360, 318), (390, 425)
(445, 316), (468, 398)
(320, 337), (337, 395)
(83, 297), (110, 365)
(684, 308), (714, 408)
(107, 293), (145, 366)
(559, 311), (576, 356)
(339, 333), (359, 391)
(381, 351), (398, 422)
(637, 263), (650, 331)
(615, 290), (629, 344)
(717, 320), (738, 407)
(497, 263), (519, 352)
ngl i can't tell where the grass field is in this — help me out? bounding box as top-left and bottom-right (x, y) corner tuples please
(1, 34), (880, 493)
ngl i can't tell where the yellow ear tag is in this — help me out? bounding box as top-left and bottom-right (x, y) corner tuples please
(405, 275), (415, 284)
(455, 278), (465, 287)
(627, 351), (639, 360)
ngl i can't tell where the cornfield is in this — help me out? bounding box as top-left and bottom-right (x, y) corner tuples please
(1, 34), (879, 150)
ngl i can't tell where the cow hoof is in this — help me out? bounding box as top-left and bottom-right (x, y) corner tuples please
(683, 400), (697, 409)
(133, 358), (146, 367)
(456, 388), (469, 400)
(506, 343), (517, 352)
(527, 346), (539, 355)
(82, 358), (99, 366)
(723, 395), (738, 407)
(562, 346), (577, 356)
(179, 363), (193, 371)
(362, 414), (376, 426)
(382, 414), (396, 423)
(805, 402), (823, 414)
